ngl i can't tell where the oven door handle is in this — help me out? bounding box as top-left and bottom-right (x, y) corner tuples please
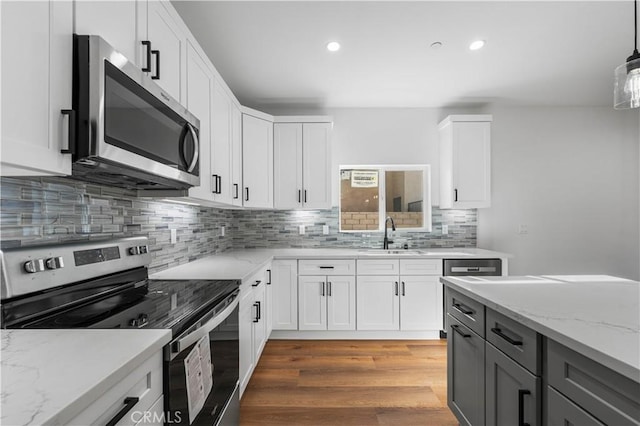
(171, 297), (238, 355)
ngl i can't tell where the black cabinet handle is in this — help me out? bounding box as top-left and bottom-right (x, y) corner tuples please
(256, 301), (261, 320)
(212, 174), (218, 194)
(253, 302), (259, 322)
(151, 50), (160, 79)
(141, 40), (152, 72)
(321, 282), (325, 296)
(394, 281), (399, 296)
(267, 269), (271, 285)
(298, 189), (301, 203)
(319, 266), (334, 269)
(217, 176), (222, 194)
(106, 397), (139, 426)
(60, 109), (76, 154)
(245, 187), (249, 202)
(454, 188), (458, 202)
(328, 282), (332, 296)
(252, 280), (261, 287)
(452, 302), (474, 316)
(401, 281), (405, 296)
(451, 324), (471, 338)
(491, 327), (523, 346)
(233, 183), (239, 199)
(304, 189), (307, 203)
(518, 389), (531, 426)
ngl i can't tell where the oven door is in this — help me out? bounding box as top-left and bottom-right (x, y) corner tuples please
(165, 293), (239, 426)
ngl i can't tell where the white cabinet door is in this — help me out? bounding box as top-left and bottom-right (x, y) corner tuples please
(1, 1), (73, 176)
(239, 289), (255, 396)
(356, 276), (400, 331)
(252, 282), (267, 361)
(439, 115), (491, 209)
(231, 104), (243, 206)
(400, 276), (442, 331)
(274, 123), (303, 209)
(327, 276), (356, 331)
(298, 276), (327, 331)
(272, 260), (298, 330)
(74, 1), (141, 66)
(302, 123), (332, 209)
(184, 41), (214, 202)
(211, 79), (233, 204)
(242, 114), (273, 208)
(146, 0), (185, 102)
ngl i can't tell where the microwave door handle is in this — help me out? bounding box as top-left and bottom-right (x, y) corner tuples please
(184, 123), (199, 173)
(171, 297), (238, 356)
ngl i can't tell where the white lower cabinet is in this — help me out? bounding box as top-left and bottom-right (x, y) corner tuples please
(356, 259), (443, 331)
(68, 351), (164, 426)
(271, 260), (298, 330)
(299, 275), (356, 331)
(239, 266), (271, 398)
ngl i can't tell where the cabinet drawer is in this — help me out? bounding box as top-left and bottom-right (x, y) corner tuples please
(400, 259), (442, 275)
(299, 259), (355, 275)
(547, 339), (640, 425)
(445, 287), (485, 337)
(486, 308), (541, 375)
(69, 352), (163, 426)
(547, 386), (604, 426)
(357, 259), (399, 275)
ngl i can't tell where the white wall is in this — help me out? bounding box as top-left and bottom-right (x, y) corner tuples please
(477, 106), (640, 280)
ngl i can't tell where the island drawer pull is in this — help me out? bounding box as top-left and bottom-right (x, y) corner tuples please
(451, 324), (471, 338)
(319, 266), (334, 269)
(452, 302), (474, 316)
(106, 397), (139, 426)
(491, 327), (523, 346)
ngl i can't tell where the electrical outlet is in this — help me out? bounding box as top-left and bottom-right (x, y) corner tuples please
(170, 229), (177, 244)
(518, 224), (529, 235)
(221, 226), (225, 237)
(323, 225), (329, 235)
(442, 224), (449, 235)
(299, 225), (305, 235)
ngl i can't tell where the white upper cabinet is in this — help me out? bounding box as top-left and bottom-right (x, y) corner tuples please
(74, 0), (144, 67)
(439, 115), (492, 209)
(143, 0), (186, 102)
(1, 1), (73, 176)
(274, 121), (332, 210)
(242, 113), (274, 208)
(231, 105), (244, 206)
(184, 40), (214, 202)
(211, 79), (234, 204)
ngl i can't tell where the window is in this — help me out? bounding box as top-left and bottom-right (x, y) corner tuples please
(339, 165), (432, 232)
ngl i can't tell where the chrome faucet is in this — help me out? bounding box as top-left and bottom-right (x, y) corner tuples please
(383, 216), (396, 249)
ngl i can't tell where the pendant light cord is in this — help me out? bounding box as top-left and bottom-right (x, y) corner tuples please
(635, 0), (638, 53)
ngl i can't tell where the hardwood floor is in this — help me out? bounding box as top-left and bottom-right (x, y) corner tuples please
(239, 340), (457, 425)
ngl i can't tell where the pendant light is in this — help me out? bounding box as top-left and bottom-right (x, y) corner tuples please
(614, 0), (640, 109)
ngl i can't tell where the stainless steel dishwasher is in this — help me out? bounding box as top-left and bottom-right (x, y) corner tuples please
(440, 258), (502, 338)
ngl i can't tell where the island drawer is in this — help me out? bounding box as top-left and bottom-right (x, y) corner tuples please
(446, 287), (485, 337)
(486, 308), (541, 375)
(357, 259), (399, 275)
(547, 339), (640, 425)
(299, 259), (355, 276)
(399, 259), (442, 275)
(547, 386), (604, 426)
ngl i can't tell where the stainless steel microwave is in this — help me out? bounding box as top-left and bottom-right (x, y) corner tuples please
(70, 35), (200, 191)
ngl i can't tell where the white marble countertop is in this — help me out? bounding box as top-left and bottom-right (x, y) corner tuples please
(149, 247), (511, 282)
(440, 275), (640, 382)
(1, 329), (171, 426)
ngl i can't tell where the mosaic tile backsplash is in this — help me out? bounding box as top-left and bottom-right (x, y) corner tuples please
(1, 177), (476, 273)
(0, 177), (233, 274)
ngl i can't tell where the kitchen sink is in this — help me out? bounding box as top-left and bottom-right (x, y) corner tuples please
(422, 251), (474, 256)
(358, 249), (425, 256)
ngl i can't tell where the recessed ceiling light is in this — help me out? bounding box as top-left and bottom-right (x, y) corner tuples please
(326, 41), (341, 52)
(430, 42), (443, 50)
(469, 40), (485, 51)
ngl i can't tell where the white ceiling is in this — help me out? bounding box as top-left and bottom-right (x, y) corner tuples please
(172, 1), (635, 112)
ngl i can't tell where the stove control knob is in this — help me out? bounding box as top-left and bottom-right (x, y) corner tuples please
(138, 314), (149, 327)
(128, 246), (140, 255)
(24, 259), (45, 273)
(139, 245), (148, 254)
(45, 256), (65, 270)
(129, 318), (140, 327)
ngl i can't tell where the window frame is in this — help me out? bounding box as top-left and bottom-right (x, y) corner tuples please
(338, 164), (432, 233)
